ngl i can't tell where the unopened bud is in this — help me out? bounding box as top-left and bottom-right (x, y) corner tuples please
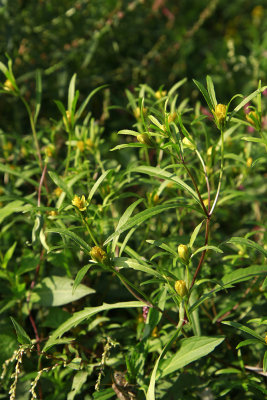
(214, 104), (227, 125)
(90, 246), (107, 263)
(246, 157), (252, 168)
(178, 244), (190, 264)
(182, 137), (195, 150)
(3, 79), (14, 92)
(174, 280), (188, 297)
(137, 134), (153, 146)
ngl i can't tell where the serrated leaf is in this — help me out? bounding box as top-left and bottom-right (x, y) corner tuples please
(10, 317), (31, 345)
(206, 75), (217, 109)
(226, 237), (267, 257)
(47, 228), (92, 254)
(222, 321), (265, 342)
(193, 79), (213, 111)
(48, 171), (73, 200)
(104, 202), (190, 245)
(132, 165), (200, 203)
(31, 276), (95, 307)
(68, 73), (77, 111)
(88, 170), (111, 203)
(43, 301), (145, 351)
(72, 265), (92, 295)
(189, 220), (204, 248)
(114, 257), (162, 278)
(191, 245), (223, 258)
(160, 336), (224, 376)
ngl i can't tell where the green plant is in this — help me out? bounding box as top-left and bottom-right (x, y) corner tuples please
(0, 59), (266, 400)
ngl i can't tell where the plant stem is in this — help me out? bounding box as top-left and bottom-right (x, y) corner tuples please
(209, 128), (224, 215)
(196, 149), (211, 213)
(81, 213), (98, 246)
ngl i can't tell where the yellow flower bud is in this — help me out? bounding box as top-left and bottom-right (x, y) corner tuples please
(246, 111), (259, 126)
(137, 134), (153, 146)
(168, 112), (177, 123)
(246, 157), (252, 168)
(214, 104), (227, 125)
(86, 138), (94, 149)
(178, 244), (190, 264)
(133, 107), (140, 119)
(63, 110), (72, 128)
(3, 79), (14, 92)
(44, 144), (55, 158)
(90, 246), (107, 263)
(174, 280), (188, 297)
(155, 90), (167, 99)
(76, 141), (85, 152)
(182, 137), (195, 150)
(53, 187), (63, 197)
(207, 146), (213, 156)
(72, 195), (88, 211)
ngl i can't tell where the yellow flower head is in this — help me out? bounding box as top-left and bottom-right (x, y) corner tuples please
(246, 157), (253, 168)
(174, 280), (188, 297)
(53, 187), (63, 197)
(72, 195), (88, 211)
(3, 79), (14, 92)
(76, 141), (85, 152)
(155, 90), (167, 99)
(214, 104), (227, 125)
(90, 246), (107, 263)
(86, 138), (94, 149)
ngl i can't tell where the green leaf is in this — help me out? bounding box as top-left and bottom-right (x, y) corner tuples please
(236, 339), (261, 349)
(43, 301), (145, 351)
(221, 265), (267, 285)
(48, 171), (73, 200)
(10, 317), (31, 345)
(112, 198), (143, 253)
(160, 336), (224, 376)
(118, 129), (141, 136)
(30, 276), (95, 307)
(241, 137), (267, 144)
(189, 220), (204, 248)
(263, 351), (267, 373)
(104, 202), (190, 245)
(111, 143), (145, 151)
(76, 85), (108, 119)
(193, 79), (213, 111)
(191, 245), (223, 258)
(114, 257), (162, 278)
(233, 86), (267, 112)
(72, 265), (92, 295)
(68, 73), (77, 111)
(133, 165), (200, 203)
(206, 76), (217, 109)
(168, 78), (187, 97)
(0, 200), (28, 224)
(2, 242), (17, 269)
(67, 371), (88, 400)
(226, 237), (267, 257)
(88, 170), (112, 203)
(222, 321), (265, 342)
(146, 239), (177, 256)
(34, 69), (42, 123)
(47, 228), (92, 254)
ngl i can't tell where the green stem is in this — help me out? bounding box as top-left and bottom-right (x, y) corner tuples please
(81, 213), (98, 246)
(64, 129), (72, 177)
(209, 128), (224, 215)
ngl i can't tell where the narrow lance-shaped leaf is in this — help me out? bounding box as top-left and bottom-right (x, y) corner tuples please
(193, 79), (213, 111)
(48, 171), (73, 200)
(68, 73), (77, 112)
(34, 69), (42, 124)
(43, 301), (145, 351)
(88, 169), (112, 203)
(222, 321), (265, 342)
(226, 236), (267, 257)
(206, 75), (217, 109)
(233, 86), (267, 113)
(46, 228), (92, 254)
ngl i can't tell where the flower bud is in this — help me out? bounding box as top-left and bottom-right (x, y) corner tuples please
(72, 195), (88, 211)
(76, 141), (85, 152)
(90, 246), (107, 263)
(182, 137), (195, 150)
(246, 111), (259, 127)
(214, 104), (227, 125)
(178, 244), (190, 264)
(246, 157), (252, 168)
(174, 280), (188, 297)
(3, 79), (14, 92)
(155, 90), (167, 99)
(137, 134), (153, 146)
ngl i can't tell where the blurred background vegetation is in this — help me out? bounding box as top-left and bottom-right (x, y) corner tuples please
(0, 0), (266, 132)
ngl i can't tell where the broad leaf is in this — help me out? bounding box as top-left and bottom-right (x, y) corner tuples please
(30, 276), (95, 307)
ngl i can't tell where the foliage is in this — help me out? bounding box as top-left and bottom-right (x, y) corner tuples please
(0, 2), (267, 400)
